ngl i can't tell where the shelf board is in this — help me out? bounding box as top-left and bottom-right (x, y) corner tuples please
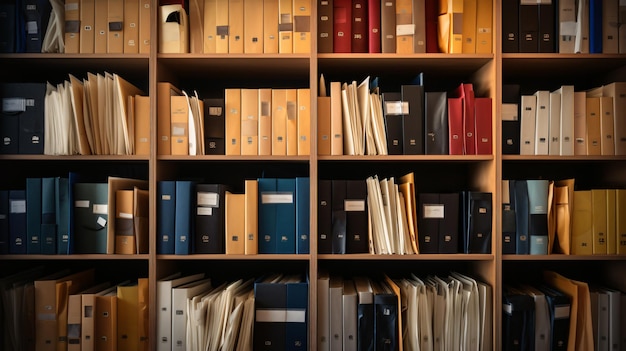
(318, 155), (494, 162)
(318, 253), (494, 261)
(157, 155), (311, 162)
(157, 54), (311, 80)
(0, 254), (150, 260)
(502, 254), (626, 261)
(157, 254), (311, 260)
(318, 53), (493, 77)
(502, 53), (626, 80)
(0, 155), (150, 161)
(502, 155), (626, 162)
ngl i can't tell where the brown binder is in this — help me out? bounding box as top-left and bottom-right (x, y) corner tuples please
(600, 96), (615, 155)
(244, 180), (258, 255)
(138, 0), (151, 53)
(293, 0), (311, 53)
(117, 283), (139, 351)
(258, 88), (273, 155)
(616, 189), (626, 254)
(244, 0), (264, 53)
(95, 292), (117, 351)
(272, 89), (288, 155)
(82, 285), (117, 351)
(134, 187), (149, 254)
(318, 95), (331, 155)
(554, 179), (574, 254)
(137, 278), (149, 351)
(107, 177), (148, 254)
(381, 0), (397, 53)
(241, 89), (259, 155)
(297, 88), (311, 155)
(461, 0), (477, 53)
(286, 89), (298, 155)
(157, 82), (183, 155)
(134, 95), (150, 156)
(170, 95), (189, 155)
(123, 0), (139, 53)
(278, 0), (294, 53)
(475, 0), (492, 53)
(188, 0), (204, 53)
(115, 189), (135, 254)
(572, 190), (593, 255)
(226, 192), (246, 254)
(79, 0), (95, 53)
(395, 0), (414, 53)
(264, 0), (279, 53)
(606, 189), (617, 255)
(107, 0), (124, 53)
(64, 0), (80, 53)
(330, 81), (343, 155)
(94, 0), (108, 53)
(225, 88), (242, 155)
(591, 189), (608, 254)
(229, 0), (244, 53)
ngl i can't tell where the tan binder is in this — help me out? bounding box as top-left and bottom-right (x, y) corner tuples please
(572, 190), (593, 255)
(461, 0), (477, 53)
(215, 0), (229, 53)
(241, 89), (259, 155)
(330, 81), (343, 155)
(189, 0), (204, 53)
(134, 187), (149, 254)
(317, 95), (331, 155)
(79, 0), (95, 53)
(573, 91), (587, 155)
(134, 95), (150, 156)
(616, 189), (626, 254)
(64, 0), (80, 53)
(244, 179), (258, 255)
(137, 278), (149, 351)
(278, 0), (293, 53)
(171, 95), (189, 155)
(591, 189), (608, 254)
(396, 0), (414, 53)
(107, 0), (124, 53)
(599, 96), (615, 155)
(413, 0), (426, 53)
(138, 0), (151, 53)
(107, 177), (148, 254)
(229, 0), (244, 53)
(286, 89), (298, 155)
(244, 0), (264, 53)
(554, 178), (574, 255)
(272, 89), (288, 155)
(292, 0), (311, 53)
(606, 189), (617, 255)
(475, 0), (492, 53)
(439, 0), (463, 53)
(159, 4), (189, 53)
(115, 189), (135, 254)
(94, 0), (108, 53)
(203, 0), (217, 53)
(586, 97), (601, 156)
(602, 83), (626, 155)
(225, 88), (242, 155)
(226, 192), (246, 254)
(117, 283), (139, 351)
(157, 82), (182, 155)
(297, 88), (311, 156)
(123, 0), (139, 53)
(95, 292), (118, 351)
(258, 88), (273, 155)
(264, 0), (279, 53)
(82, 285), (117, 351)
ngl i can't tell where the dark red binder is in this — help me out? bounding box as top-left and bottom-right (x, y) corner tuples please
(352, 0), (368, 53)
(367, 0), (381, 52)
(333, 0), (352, 52)
(447, 97), (464, 155)
(474, 97), (493, 155)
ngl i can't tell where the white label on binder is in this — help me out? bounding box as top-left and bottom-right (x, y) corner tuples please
(424, 204), (445, 219)
(75, 200), (90, 208)
(344, 199), (365, 212)
(118, 212), (133, 219)
(554, 305), (571, 319)
(261, 193), (293, 204)
(197, 192), (218, 206)
(197, 207), (213, 216)
(10, 200), (26, 213)
(93, 204), (108, 215)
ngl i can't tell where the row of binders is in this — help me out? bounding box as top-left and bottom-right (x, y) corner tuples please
(503, 82), (626, 156)
(318, 75), (493, 156)
(0, 75), (147, 156)
(157, 82), (312, 156)
(502, 178), (626, 255)
(159, 0), (311, 54)
(319, 0), (493, 54)
(503, 271), (625, 351)
(0, 268), (148, 351)
(318, 271), (492, 351)
(156, 272), (308, 351)
(0, 176), (149, 255)
(502, 0), (626, 53)
(157, 177), (310, 255)
(319, 173), (493, 255)
(0, 0), (151, 54)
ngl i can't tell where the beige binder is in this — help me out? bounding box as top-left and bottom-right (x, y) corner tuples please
(226, 192), (246, 254)
(244, 0), (264, 53)
(241, 89), (259, 155)
(107, 0), (124, 53)
(258, 88), (273, 155)
(229, 0), (244, 53)
(244, 180), (258, 255)
(286, 89), (298, 155)
(79, 0), (95, 53)
(138, 0), (151, 53)
(272, 89), (288, 155)
(264, 0), (279, 53)
(278, 0), (293, 53)
(292, 0), (311, 53)
(225, 88), (242, 155)
(203, 0), (217, 53)
(64, 0), (80, 53)
(215, 0), (229, 53)
(297, 88), (311, 156)
(123, 0), (139, 53)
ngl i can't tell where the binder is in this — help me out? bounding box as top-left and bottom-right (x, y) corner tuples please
(606, 189), (617, 254)
(134, 95), (150, 156)
(519, 0), (539, 52)
(475, 0), (492, 53)
(534, 90), (550, 155)
(258, 178), (296, 254)
(225, 192), (245, 254)
(40, 177), (56, 255)
(157, 181), (176, 254)
(424, 91), (449, 155)
(354, 276), (374, 351)
(244, 0), (264, 53)
(94, 0), (108, 53)
(572, 190), (593, 255)
(1, 83), (46, 154)
(279, 0), (294, 53)
(463, 191), (492, 254)
(117, 282), (139, 351)
(439, 192), (460, 254)
(591, 189), (608, 254)
(123, 0), (139, 53)
(73, 182), (109, 254)
(351, 0), (368, 53)
(293, 0), (311, 53)
(520, 95), (537, 155)
(0, 190), (9, 254)
(171, 278), (212, 350)
(264, 0), (279, 53)
(342, 280), (357, 350)
(368, 0), (381, 52)
(174, 180), (194, 255)
(244, 179), (258, 255)
(418, 193), (440, 254)
(138, 0), (150, 53)
(382, 92), (405, 155)
(114, 189), (135, 254)
(527, 180), (549, 255)
(381, 0), (396, 53)
(401, 84), (424, 155)
(157, 82), (183, 155)
(333, 0), (351, 52)
(295, 177), (310, 254)
(599, 96), (615, 156)
(502, 289), (535, 350)
(502, 180), (517, 254)
(26, 178), (42, 254)
(187, 0), (204, 53)
(602, 83), (626, 155)
(241, 89), (259, 155)
(225, 88), (241, 155)
(318, 179), (333, 254)
(203, 0), (217, 53)
(286, 277), (309, 350)
(549, 91), (562, 155)
(107, 0), (124, 53)
(202, 98), (225, 155)
(272, 89), (288, 155)
(345, 179), (368, 254)
(95, 290), (118, 351)
(462, 0), (477, 53)
(574, 92), (588, 155)
(229, 0), (244, 53)
(514, 180), (530, 254)
(538, 0), (555, 52)
(297, 88), (311, 156)
(317, 270), (331, 351)
(170, 95), (189, 155)
(329, 275), (344, 350)
(318, 0), (333, 53)
(396, 0), (414, 54)
(194, 184), (228, 254)
(331, 179), (347, 254)
(259, 88), (273, 155)
(0, 3), (15, 53)
(447, 96), (464, 155)
(286, 89), (298, 156)
(474, 97), (492, 155)
(330, 81), (344, 155)
(372, 280), (398, 351)
(64, 0), (80, 53)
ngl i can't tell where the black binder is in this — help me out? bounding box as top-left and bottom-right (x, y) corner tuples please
(318, 179), (333, 254)
(382, 92), (404, 155)
(424, 91), (449, 155)
(345, 180), (369, 254)
(502, 180), (517, 254)
(502, 288), (535, 351)
(462, 191), (493, 254)
(514, 180), (530, 254)
(203, 98), (226, 155)
(401, 84), (424, 155)
(331, 179), (347, 254)
(194, 184), (229, 254)
(539, 285), (571, 351)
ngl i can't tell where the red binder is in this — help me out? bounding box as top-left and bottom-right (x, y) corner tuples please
(474, 97), (493, 155)
(333, 0), (352, 52)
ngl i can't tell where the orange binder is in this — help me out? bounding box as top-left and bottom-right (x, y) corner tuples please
(264, 0), (279, 53)
(203, 0), (217, 53)
(215, 0), (229, 53)
(226, 192), (245, 254)
(229, 0), (244, 53)
(123, 0), (139, 53)
(134, 95), (150, 156)
(95, 292), (118, 351)
(278, 0), (294, 53)
(244, 0), (264, 53)
(297, 88), (311, 156)
(258, 88), (273, 155)
(396, 0), (414, 53)
(157, 82), (183, 155)
(115, 189), (135, 254)
(138, 0), (151, 53)
(330, 81), (343, 155)
(286, 89), (298, 156)
(117, 282), (139, 351)
(170, 95), (190, 155)
(292, 0), (311, 53)
(272, 89), (288, 155)
(244, 179), (258, 255)
(94, 0), (108, 53)
(241, 89), (259, 155)
(225, 88), (242, 155)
